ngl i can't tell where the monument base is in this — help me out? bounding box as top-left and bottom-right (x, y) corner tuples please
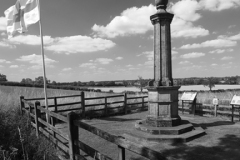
(146, 116), (181, 127)
(127, 85), (205, 143)
(146, 86), (181, 127)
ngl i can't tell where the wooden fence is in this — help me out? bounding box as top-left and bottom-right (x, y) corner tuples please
(19, 91), (240, 159)
(20, 91), (148, 118)
(178, 100), (240, 122)
(19, 93), (164, 160)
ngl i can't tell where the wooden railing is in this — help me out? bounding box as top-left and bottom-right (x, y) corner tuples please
(178, 101), (240, 122)
(20, 97), (165, 160)
(20, 92), (148, 119)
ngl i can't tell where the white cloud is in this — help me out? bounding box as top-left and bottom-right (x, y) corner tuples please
(92, 5), (155, 38)
(228, 33), (240, 41)
(211, 63), (218, 66)
(0, 59), (11, 64)
(219, 33), (240, 41)
(144, 60), (153, 67)
(172, 50), (178, 55)
(16, 54), (57, 69)
(126, 64), (133, 67)
(180, 52), (205, 59)
(62, 67), (72, 71)
(181, 39), (237, 49)
(170, 0), (209, 38)
(171, 20), (209, 38)
(95, 58), (113, 64)
(228, 25), (236, 29)
(0, 17), (6, 31)
(209, 49), (225, 54)
(171, 0), (201, 22)
(209, 49), (233, 54)
(92, 2), (209, 39)
(116, 57), (123, 60)
(0, 41), (15, 48)
(46, 35), (116, 54)
(179, 61), (191, 64)
(79, 63), (95, 68)
(7, 35), (54, 45)
(137, 51), (153, 61)
(199, 0), (240, 11)
(10, 65), (19, 68)
(221, 56), (233, 60)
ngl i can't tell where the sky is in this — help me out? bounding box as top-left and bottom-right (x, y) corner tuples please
(0, 0), (240, 82)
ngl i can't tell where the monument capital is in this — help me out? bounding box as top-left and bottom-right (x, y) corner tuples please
(155, 0), (168, 10)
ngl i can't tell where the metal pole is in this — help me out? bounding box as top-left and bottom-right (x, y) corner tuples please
(37, 0), (49, 122)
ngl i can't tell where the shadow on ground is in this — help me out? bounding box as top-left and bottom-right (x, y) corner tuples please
(100, 117), (141, 122)
(193, 121), (235, 129)
(130, 134), (240, 160)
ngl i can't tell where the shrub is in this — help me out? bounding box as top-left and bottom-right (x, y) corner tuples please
(0, 107), (59, 160)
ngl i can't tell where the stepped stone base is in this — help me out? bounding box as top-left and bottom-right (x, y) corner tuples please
(123, 120), (205, 143)
(146, 116), (181, 127)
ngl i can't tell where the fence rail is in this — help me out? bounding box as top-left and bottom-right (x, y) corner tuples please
(20, 92), (163, 160)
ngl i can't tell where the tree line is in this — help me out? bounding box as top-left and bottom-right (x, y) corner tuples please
(0, 74), (239, 91)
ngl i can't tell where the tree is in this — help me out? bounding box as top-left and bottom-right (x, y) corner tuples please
(52, 81), (57, 85)
(137, 76), (146, 93)
(0, 74), (7, 82)
(203, 77), (216, 91)
(35, 76), (50, 85)
(25, 78), (33, 84)
(21, 78), (26, 83)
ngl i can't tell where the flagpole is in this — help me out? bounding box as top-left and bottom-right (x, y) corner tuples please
(37, 0), (49, 123)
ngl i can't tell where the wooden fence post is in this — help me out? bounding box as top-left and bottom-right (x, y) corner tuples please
(105, 97), (108, 116)
(214, 105), (218, 117)
(81, 91), (85, 118)
(53, 97), (58, 125)
(182, 100), (184, 114)
(67, 112), (79, 160)
(118, 146), (125, 160)
(238, 105), (240, 122)
(34, 101), (41, 138)
(192, 98), (196, 116)
(232, 105), (234, 122)
(142, 97), (144, 110)
(124, 93), (127, 114)
(19, 96), (24, 115)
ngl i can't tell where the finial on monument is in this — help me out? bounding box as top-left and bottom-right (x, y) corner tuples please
(155, 0), (168, 10)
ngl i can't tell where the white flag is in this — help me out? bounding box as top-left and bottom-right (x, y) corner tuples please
(4, 0), (39, 38)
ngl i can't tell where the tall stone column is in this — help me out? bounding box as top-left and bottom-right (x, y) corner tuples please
(146, 0), (181, 127)
(128, 1), (205, 142)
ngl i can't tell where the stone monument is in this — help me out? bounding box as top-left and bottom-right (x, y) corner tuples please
(146, 0), (181, 127)
(124, 0), (205, 142)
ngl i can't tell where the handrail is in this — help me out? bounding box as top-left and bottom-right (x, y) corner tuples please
(25, 94), (81, 101)
(37, 106), (68, 123)
(85, 94), (123, 100)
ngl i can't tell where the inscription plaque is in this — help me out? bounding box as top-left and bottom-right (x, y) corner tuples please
(230, 95), (240, 105)
(181, 92), (197, 101)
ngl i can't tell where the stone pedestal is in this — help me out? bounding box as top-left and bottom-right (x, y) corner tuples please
(146, 86), (181, 127)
